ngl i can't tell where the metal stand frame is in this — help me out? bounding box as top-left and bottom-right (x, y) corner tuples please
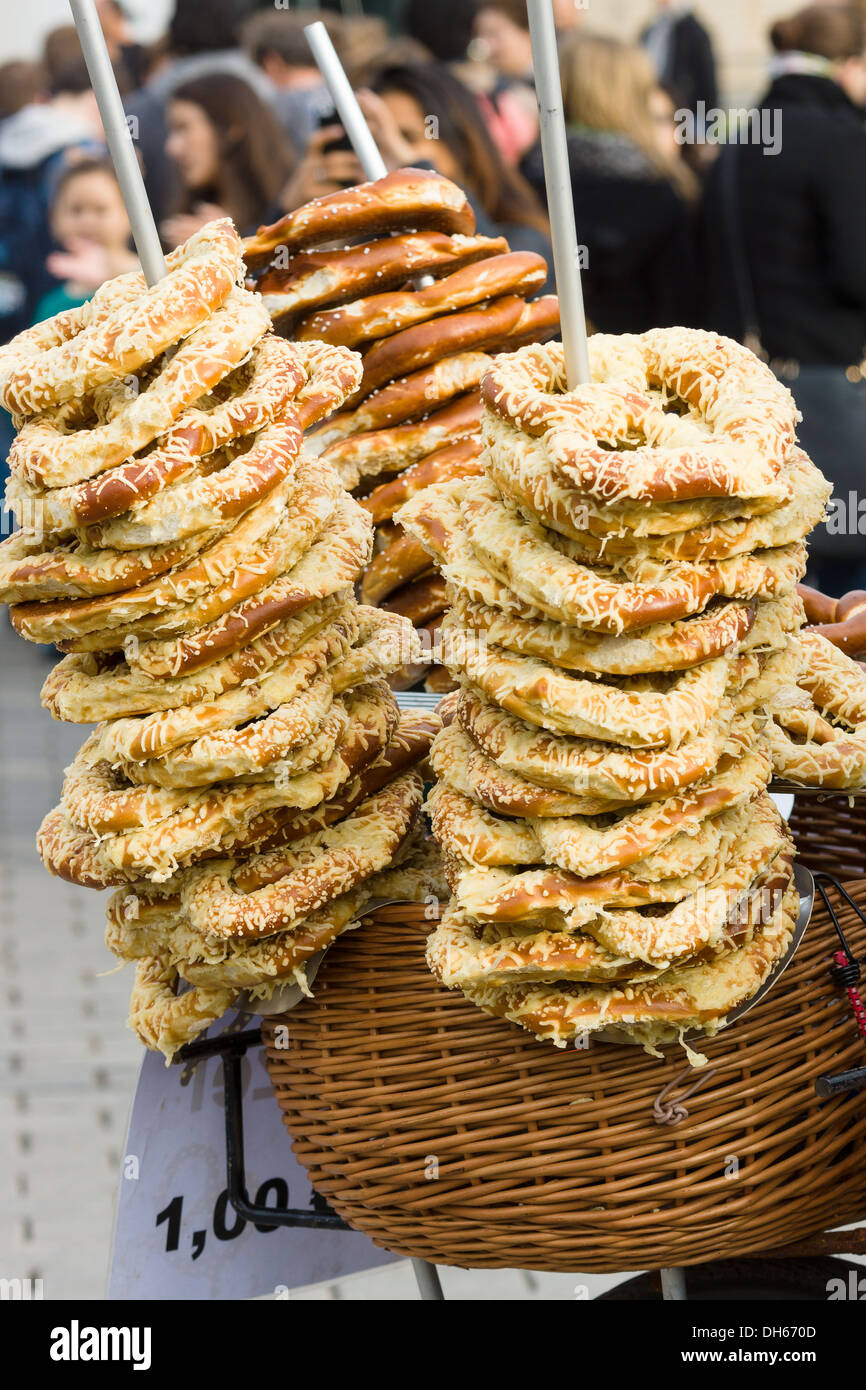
(174, 1027), (444, 1299)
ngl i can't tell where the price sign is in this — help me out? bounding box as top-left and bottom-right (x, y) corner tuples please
(108, 1016), (397, 1300)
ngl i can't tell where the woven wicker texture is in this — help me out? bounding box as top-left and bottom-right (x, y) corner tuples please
(788, 794), (866, 881)
(263, 886), (866, 1273)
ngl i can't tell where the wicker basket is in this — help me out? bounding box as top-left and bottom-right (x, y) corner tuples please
(264, 887), (866, 1273)
(787, 793), (866, 880)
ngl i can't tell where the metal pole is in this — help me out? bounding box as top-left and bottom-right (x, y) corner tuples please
(660, 1266), (689, 1300)
(69, 0), (167, 286)
(412, 1258), (445, 1300)
(525, 0), (590, 388)
(305, 21), (388, 182)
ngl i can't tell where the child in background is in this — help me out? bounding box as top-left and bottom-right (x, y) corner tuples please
(34, 158), (138, 322)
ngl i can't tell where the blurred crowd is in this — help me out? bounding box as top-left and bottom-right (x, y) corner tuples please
(0, 0), (865, 588)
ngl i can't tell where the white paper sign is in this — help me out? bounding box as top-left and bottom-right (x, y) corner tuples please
(108, 1015), (397, 1300)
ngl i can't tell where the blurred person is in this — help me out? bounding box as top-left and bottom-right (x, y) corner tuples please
(161, 74), (296, 245)
(640, 1), (718, 122)
(470, 2), (539, 164)
(521, 33), (697, 333)
(403, 0), (478, 62)
(0, 27), (106, 343)
(363, 61), (552, 268)
(242, 9), (344, 147)
(701, 4), (866, 592)
(474, 0), (533, 81)
(125, 0), (307, 226)
(0, 62), (46, 122)
(34, 159), (137, 322)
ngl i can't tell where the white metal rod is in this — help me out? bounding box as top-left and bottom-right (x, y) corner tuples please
(69, 0), (167, 286)
(526, 0), (590, 388)
(305, 21), (388, 182)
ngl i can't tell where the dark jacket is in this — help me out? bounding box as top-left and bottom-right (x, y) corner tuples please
(700, 74), (866, 365)
(522, 131), (697, 332)
(641, 11), (717, 115)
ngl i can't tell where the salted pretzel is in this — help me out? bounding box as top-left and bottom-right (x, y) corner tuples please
(40, 591), (352, 723)
(351, 294), (559, 403)
(767, 630), (866, 787)
(178, 770), (422, 939)
(459, 879), (799, 1051)
(242, 168), (475, 265)
(481, 330), (798, 504)
(440, 622), (732, 747)
(360, 531), (433, 605)
(382, 574), (448, 629)
(311, 352), (493, 449)
(0, 221), (243, 417)
(295, 252), (549, 349)
(361, 438), (483, 524)
(256, 230), (507, 324)
(321, 391), (482, 492)
(6, 289), (272, 499)
(454, 688), (742, 801)
(799, 584), (866, 658)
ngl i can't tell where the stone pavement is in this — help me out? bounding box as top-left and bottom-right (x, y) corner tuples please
(0, 620), (628, 1301)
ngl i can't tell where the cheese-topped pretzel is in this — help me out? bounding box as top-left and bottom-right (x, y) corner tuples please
(484, 408), (790, 543)
(256, 230), (507, 324)
(449, 592), (770, 676)
(295, 252), (549, 348)
(40, 592), (352, 722)
(431, 716), (768, 835)
(455, 687), (741, 799)
(179, 769), (422, 939)
(481, 330), (799, 504)
(767, 630), (866, 787)
(440, 621), (732, 747)
(82, 414), (304, 549)
(5, 289), (272, 499)
(11, 477), (292, 643)
(243, 168), (475, 265)
(799, 584), (866, 659)
(460, 879), (799, 1050)
(555, 449), (829, 564)
(56, 683), (400, 880)
(0, 221), (244, 416)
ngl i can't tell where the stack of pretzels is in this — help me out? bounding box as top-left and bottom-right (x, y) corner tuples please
(0, 219), (441, 1059)
(244, 168), (559, 689)
(400, 328), (838, 1054)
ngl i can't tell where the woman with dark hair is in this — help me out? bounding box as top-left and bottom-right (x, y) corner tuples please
(701, 4), (866, 592)
(361, 62), (552, 266)
(161, 73), (296, 245)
